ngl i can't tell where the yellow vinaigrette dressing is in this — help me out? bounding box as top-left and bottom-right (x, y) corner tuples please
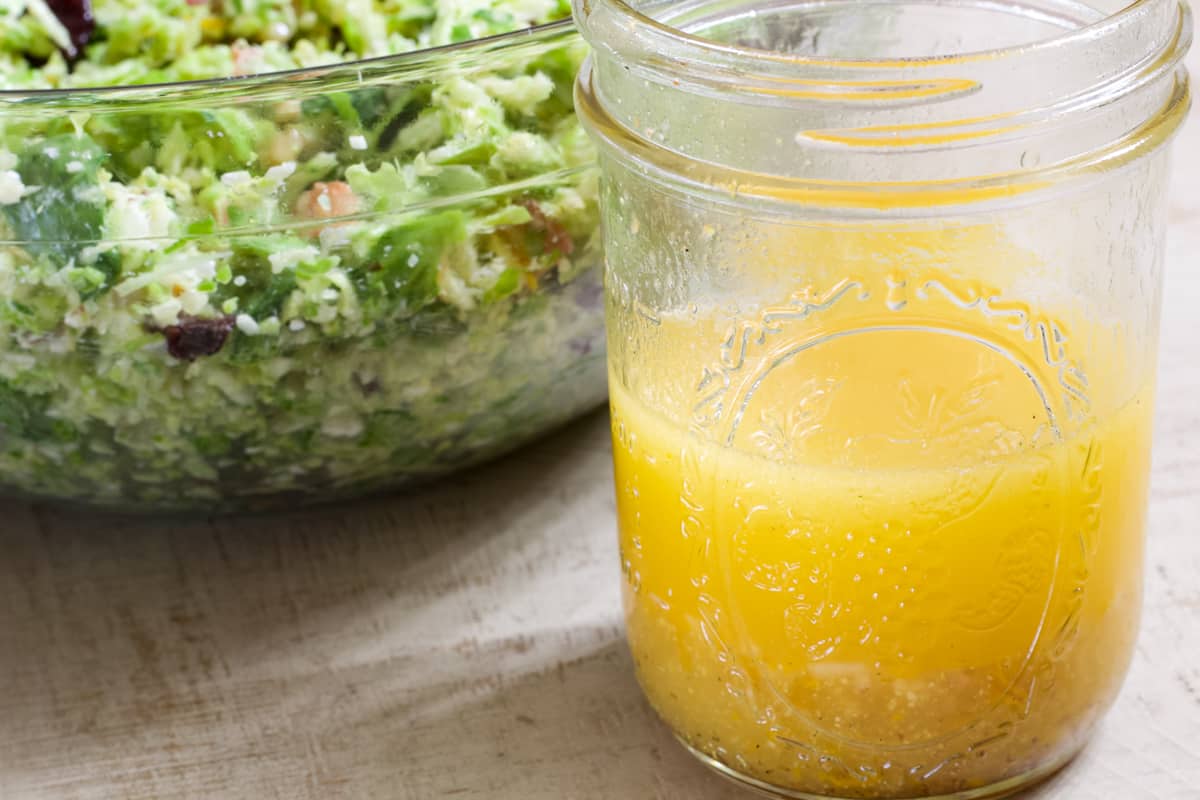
(611, 261), (1151, 797)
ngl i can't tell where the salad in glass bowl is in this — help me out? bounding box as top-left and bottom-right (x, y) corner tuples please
(0, 0), (604, 511)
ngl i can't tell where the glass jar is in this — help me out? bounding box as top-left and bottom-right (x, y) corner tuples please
(0, 22), (605, 512)
(574, 0), (1189, 797)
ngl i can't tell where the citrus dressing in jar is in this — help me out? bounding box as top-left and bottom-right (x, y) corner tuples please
(574, 0), (1190, 796)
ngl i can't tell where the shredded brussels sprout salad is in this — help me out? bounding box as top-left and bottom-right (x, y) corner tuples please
(0, 0), (605, 509)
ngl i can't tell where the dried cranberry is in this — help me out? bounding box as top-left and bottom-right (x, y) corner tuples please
(159, 315), (237, 362)
(44, 0), (95, 61)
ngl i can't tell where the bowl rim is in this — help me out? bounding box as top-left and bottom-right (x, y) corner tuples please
(0, 18), (576, 107)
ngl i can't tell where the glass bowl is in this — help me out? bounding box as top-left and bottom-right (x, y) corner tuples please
(0, 21), (605, 512)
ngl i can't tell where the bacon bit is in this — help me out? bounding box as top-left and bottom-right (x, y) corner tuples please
(294, 181), (360, 221)
(186, 0), (207, 5)
(294, 181), (361, 237)
(157, 315), (236, 362)
(522, 199), (574, 256)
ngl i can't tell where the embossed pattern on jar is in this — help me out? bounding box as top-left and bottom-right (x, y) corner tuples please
(610, 251), (1150, 797)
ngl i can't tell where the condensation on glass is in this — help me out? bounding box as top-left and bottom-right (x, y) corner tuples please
(574, 0), (1190, 797)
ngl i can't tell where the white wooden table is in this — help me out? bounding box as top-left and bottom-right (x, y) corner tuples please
(3, 80), (1199, 800)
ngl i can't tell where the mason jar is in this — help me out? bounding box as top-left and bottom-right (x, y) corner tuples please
(574, 0), (1191, 796)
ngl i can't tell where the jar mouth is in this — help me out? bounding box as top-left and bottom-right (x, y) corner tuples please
(576, 0), (1190, 110)
(589, 0), (1155, 67)
(575, 0), (1191, 199)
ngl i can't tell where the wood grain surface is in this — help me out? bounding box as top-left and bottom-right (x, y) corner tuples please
(2, 66), (1199, 800)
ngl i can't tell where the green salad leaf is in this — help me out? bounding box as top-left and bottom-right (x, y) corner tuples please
(5, 133), (106, 261)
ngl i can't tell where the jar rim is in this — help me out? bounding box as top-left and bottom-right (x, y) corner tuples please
(574, 0), (1191, 202)
(575, 0), (1191, 104)
(585, 0), (1158, 67)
